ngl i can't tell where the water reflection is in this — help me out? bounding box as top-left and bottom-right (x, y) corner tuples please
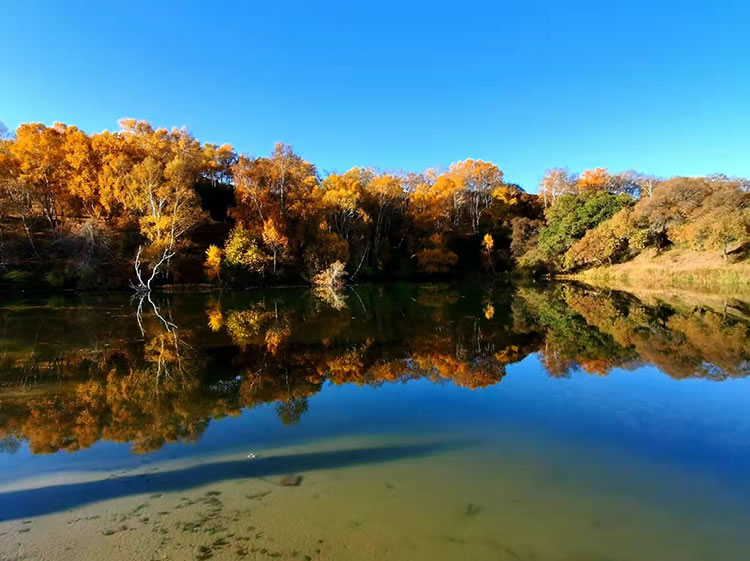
(0, 283), (748, 455)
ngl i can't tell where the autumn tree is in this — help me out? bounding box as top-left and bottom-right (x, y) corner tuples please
(229, 143), (318, 277)
(408, 172), (459, 233)
(8, 123), (71, 234)
(312, 168), (375, 277)
(62, 126), (104, 218)
(116, 121), (203, 291)
(201, 143), (237, 188)
(482, 233), (495, 273)
(0, 138), (39, 255)
(318, 168), (370, 241)
(668, 177), (749, 260)
(564, 208), (636, 269)
(262, 217), (289, 274)
(204, 245), (222, 280)
(677, 207), (749, 261)
(303, 229), (349, 279)
(223, 223), (271, 274)
(232, 143), (317, 225)
(267, 142), (317, 218)
(416, 233), (459, 274)
(312, 260), (347, 288)
(446, 159), (504, 232)
(232, 154), (271, 224)
(196, 143), (237, 221)
(630, 175), (742, 250)
(362, 172), (405, 269)
(89, 129), (139, 216)
(575, 167), (614, 192)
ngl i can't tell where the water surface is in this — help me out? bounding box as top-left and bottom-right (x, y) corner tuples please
(0, 283), (748, 560)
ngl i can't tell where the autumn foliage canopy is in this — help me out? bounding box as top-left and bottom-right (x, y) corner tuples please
(0, 120), (746, 289)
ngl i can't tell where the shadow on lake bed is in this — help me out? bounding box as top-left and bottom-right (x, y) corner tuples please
(0, 441), (463, 520)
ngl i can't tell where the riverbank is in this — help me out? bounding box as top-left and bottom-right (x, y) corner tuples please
(562, 247), (750, 290)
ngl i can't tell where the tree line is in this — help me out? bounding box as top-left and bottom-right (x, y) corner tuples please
(0, 119), (747, 290)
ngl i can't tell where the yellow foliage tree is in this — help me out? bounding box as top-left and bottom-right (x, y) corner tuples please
(204, 245), (223, 280)
(261, 217), (289, 274)
(576, 167), (613, 192)
(224, 223), (271, 273)
(446, 159), (504, 232)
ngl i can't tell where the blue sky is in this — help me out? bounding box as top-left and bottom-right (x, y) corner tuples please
(2, 0), (748, 190)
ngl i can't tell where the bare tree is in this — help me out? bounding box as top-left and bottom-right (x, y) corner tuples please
(538, 168), (577, 208)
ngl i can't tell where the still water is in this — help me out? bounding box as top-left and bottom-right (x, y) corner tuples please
(0, 283), (748, 560)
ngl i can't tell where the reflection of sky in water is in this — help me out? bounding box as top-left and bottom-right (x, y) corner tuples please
(3, 353), (749, 507)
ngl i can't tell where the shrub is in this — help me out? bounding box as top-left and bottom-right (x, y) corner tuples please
(312, 261), (347, 288)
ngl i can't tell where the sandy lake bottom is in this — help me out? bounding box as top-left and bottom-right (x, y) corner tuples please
(2, 428), (749, 561)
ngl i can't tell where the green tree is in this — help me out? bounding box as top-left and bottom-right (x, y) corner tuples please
(537, 191), (634, 267)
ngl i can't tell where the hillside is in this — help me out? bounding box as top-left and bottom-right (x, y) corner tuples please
(568, 246), (750, 288)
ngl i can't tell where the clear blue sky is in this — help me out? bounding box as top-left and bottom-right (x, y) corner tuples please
(2, 0), (748, 190)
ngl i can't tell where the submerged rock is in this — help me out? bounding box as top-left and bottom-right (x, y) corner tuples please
(280, 475), (303, 486)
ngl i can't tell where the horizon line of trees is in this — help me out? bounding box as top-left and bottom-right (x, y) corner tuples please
(0, 119), (747, 290)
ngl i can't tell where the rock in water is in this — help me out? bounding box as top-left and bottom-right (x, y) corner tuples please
(465, 503), (482, 516)
(280, 475), (303, 486)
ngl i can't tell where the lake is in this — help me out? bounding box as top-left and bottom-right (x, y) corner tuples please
(0, 283), (748, 561)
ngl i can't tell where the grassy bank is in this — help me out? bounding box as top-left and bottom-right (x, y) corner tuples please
(562, 247), (750, 291)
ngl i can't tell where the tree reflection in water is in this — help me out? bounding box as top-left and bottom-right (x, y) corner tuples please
(0, 283), (747, 455)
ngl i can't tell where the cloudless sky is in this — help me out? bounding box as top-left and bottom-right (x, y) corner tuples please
(2, 0), (748, 190)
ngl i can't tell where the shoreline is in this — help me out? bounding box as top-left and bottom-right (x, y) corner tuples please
(558, 249), (750, 291)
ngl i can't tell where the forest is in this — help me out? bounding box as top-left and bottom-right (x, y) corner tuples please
(0, 119), (748, 290)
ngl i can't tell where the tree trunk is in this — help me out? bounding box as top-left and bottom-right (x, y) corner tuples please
(20, 215), (41, 260)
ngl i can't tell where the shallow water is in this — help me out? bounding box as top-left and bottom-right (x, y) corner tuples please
(0, 283), (748, 560)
